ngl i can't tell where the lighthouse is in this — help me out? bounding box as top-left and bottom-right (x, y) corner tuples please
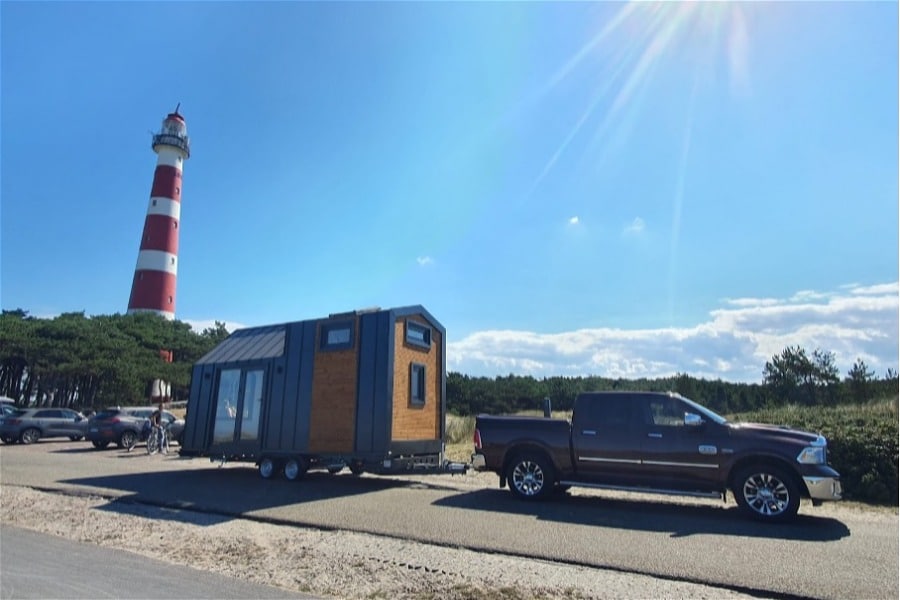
(127, 106), (191, 320)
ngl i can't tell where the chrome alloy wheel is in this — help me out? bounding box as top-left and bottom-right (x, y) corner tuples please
(511, 459), (546, 497)
(741, 472), (791, 517)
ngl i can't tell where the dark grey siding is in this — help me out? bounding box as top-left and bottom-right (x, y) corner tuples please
(355, 310), (392, 453)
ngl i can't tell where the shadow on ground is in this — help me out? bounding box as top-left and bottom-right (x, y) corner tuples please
(432, 487), (851, 542)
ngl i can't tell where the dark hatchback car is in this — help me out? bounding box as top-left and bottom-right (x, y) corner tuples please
(86, 407), (185, 449)
(0, 408), (89, 444)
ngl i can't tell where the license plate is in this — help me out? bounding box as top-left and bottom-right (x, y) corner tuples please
(89, 427), (98, 433)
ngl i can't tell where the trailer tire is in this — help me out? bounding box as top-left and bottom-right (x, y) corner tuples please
(258, 457), (279, 479)
(283, 458), (307, 481)
(506, 451), (555, 501)
(349, 461), (365, 476)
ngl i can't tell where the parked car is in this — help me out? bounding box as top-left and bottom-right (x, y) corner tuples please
(0, 408), (89, 444)
(86, 407), (184, 449)
(473, 391), (842, 523)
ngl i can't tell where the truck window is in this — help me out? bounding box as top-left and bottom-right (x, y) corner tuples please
(577, 396), (636, 429)
(648, 396), (686, 427)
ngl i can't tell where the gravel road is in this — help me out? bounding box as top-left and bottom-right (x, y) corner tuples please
(1, 484), (763, 599)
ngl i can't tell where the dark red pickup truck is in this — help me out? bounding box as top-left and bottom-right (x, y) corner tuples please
(472, 391), (842, 522)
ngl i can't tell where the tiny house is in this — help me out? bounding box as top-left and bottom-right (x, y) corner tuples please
(180, 305), (460, 479)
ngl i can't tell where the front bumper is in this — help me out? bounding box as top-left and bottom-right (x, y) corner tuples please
(804, 476), (842, 501)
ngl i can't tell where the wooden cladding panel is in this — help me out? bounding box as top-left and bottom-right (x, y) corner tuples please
(391, 316), (441, 441)
(308, 322), (358, 453)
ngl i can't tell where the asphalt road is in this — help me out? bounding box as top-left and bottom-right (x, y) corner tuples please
(1, 440), (897, 599)
(0, 525), (316, 599)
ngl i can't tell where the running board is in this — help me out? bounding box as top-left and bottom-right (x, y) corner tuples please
(558, 481), (723, 500)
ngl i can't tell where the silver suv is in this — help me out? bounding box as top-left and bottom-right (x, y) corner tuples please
(86, 407), (184, 449)
(0, 408), (89, 444)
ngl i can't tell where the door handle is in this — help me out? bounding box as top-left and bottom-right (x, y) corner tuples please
(582, 430), (597, 436)
(647, 432), (663, 439)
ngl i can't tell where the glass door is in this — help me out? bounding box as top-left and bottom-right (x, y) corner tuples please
(211, 367), (265, 445)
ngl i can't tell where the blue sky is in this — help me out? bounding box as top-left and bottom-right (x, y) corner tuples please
(2, 2), (897, 383)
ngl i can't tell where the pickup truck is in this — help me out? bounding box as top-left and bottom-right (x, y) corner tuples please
(472, 391), (842, 522)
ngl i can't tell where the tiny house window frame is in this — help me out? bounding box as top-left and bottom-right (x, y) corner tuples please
(405, 320), (432, 349)
(410, 363), (426, 406)
(320, 320), (354, 351)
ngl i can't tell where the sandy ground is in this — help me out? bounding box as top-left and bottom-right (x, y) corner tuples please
(0, 482), (772, 600)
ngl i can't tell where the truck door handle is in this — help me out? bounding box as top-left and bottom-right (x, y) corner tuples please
(647, 433), (663, 439)
(582, 430), (597, 436)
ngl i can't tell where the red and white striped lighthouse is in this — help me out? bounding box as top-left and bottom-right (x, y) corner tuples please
(127, 106), (191, 320)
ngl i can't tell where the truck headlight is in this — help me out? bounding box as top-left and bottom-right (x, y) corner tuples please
(797, 446), (826, 464)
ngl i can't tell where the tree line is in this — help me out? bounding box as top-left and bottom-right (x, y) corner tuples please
(448, 345), (897, 417)
(1, 309), (896, 413)
(0, 310), (228, 408)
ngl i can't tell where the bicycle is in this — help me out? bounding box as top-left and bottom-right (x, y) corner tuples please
(146, 422), (170, 455)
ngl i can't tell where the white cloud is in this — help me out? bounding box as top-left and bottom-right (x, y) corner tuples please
(447, 281), (899, 383)
(417, 256), (434, 267)
(184, 319), (246, 335)
(568, 216), (580, 225)
(622, 217), (645, 236)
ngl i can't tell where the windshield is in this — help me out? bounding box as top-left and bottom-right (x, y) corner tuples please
(680, 395), (729, 425)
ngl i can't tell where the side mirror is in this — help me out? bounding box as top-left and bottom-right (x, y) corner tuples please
(684, 412), (705, 427)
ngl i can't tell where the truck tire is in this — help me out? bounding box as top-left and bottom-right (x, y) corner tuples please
(258, 457), (279, 479)
(506, 451), (555, 501)
(732, 464), (801, 523)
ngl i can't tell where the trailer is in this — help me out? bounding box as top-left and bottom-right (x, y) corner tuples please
(180, 305), (466, 480)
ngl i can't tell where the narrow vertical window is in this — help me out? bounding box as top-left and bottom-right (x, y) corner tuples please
(410, 363), (426, 406)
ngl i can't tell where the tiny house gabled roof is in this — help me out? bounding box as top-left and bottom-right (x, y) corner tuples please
(196, 325), (286, 365)
(195, 305), (443, 366)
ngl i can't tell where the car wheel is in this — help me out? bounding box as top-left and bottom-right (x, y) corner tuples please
(91, 440), (110, 449)
(732, 464), (801, 523)
(283, 458), (307, 481)
(118, 430), (138, 449)
(19, 428), (41, 445)
(506, 451), (555, 501)
(69, 435), (83, 441)
(1, 435), (17, 444)
(258, 457), (278, 479)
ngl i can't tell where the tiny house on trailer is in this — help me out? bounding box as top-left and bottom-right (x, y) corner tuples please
(180, 305), (463, 480)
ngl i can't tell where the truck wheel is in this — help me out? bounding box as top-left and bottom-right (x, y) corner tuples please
(258, 457), (279, 479)
(283, 458), (307, 481)
(506, 452), (555, 500)
(732, 464), (801, 523)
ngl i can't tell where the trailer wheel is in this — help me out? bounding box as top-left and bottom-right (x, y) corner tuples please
(283, 458), (307, 481)
(327, 466), (343, 475)
(349, 461), (365, 476)
(506, 451), (555, 501)
(258, 457), (279, 479)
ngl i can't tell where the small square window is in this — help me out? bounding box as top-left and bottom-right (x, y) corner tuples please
(405, 321), (432, 349)
(410, 363), (426, 406)
(320, 320), (354, 351)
